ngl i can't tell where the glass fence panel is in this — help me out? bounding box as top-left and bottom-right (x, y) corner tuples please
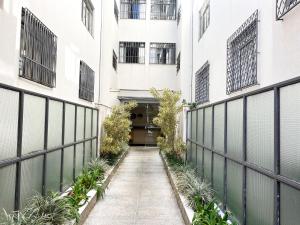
(48, 100), (63, 149)
(187, 111), (191, 139)
(92, 109), (97, 136)
(203, 149), (212, 182)
(63, 146), (74, 189)
(75, 143), (84, 177)
(85, 141), (92, 165)
(76, 107), (84, 141)
(0, 165), (16, 211)
(85, 108), (92, 138)
(191, 110), (197, 141)
(213, 154), (224, 202)
(213, 104), (224, 153)
(197, 109), (203, 144)
(204, 107), (212, 148)
(64, 104), (75, 144)
(46, 150), (61, 192)
(191, 143), (197, 166)
(92, 139), (97, 159)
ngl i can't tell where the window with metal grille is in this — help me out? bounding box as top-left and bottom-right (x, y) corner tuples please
(276, 0), (300, 19)
(151, 0), (176, 20)
(79, 61), (95, 102)
(177, 52), (181, 72)
(82, 0), (94, 35)
(19, 8), (57, 88)
(114, 0), (119, 22)
(113, 50), (118, 71)
(120, 0), (146, 19)
(177, 6), (181, 25)
(195, 62), (209, 104)
(199, 1), (210, 40)
(226, 10), (258, 94)
(119, 42), (145, 64)
(149, 43), (176, 64)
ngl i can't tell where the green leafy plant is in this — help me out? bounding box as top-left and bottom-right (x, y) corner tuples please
(101, 101), (137, 155)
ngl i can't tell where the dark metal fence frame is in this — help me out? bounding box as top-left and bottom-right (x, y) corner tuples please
(0, 82), (99, 211)
(186, 76), (300, 225)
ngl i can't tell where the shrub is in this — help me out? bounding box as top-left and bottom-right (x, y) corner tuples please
(101, 101), (137, 155)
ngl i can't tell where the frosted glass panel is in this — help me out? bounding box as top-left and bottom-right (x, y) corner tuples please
(75, 143), (84, 177)
(85, 108), (92, 138)
(227, 99), (243, 160)
(20, 156), (43, 208)
(196, 146), (203, 177)
(246, 169), (274, 225)
(22, 95), (45, 155)
(92, 109), (97, 136)
(84, 141), (92, 165)
(281, 184), (300, 225)
(92, 139), (97, 159)
(48, 100), (63, 149)
(187, 141), (192, 162)
(76, 107), (84, 141)
(64, 104), (75, 144)
(46, 150), (61, 192)
(247, 92), (274, 171)
(191, 111), (197, 141)
(204, 107), (212, 148)
(227, 160), (243, 223)
(197, 109), (203, 144)
(280, 83), (300, 182)
(0, 88), (18, 160)
(214, 104), (224, 153)
(0, 165), (16, 211)
(213, 154), (224, 201)
(203, 150), (211, 182)
(63, 146), (74, 189)
(187, 112), (191, 139)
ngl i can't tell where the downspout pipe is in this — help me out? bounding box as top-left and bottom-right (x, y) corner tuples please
(97, 0), (103, 104)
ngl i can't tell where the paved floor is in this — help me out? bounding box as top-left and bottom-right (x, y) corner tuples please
(84, 147), (185, 225)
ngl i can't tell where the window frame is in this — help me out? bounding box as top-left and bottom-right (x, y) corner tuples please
(112, 50), (118, 71)
(149, 42), (176, 65)
(81, 0), (94, 35)
(119, 42), (145, 64)
(177, 52), (181, 72)
(199, 1), (210, 40)
(79, 61), (95, 102)
(150, 0), (177, 20)
(195, 61), (210, 105)
(114, 0), (119, 23)
(120, 0), (147, 20)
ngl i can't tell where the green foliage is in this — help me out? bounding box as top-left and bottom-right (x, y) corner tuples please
(101, 101), (137, 155)
(150, 88), (185, 156)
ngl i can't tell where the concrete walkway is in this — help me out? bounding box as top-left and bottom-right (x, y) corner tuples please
(84, 147), (185, 225)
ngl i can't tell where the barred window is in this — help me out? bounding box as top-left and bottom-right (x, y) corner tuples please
(199, 1), (210, 40)
(177, 52), (181, 72)
(226, 11), (258, 94)
(82, 0), (94, 35)
(177, 6), (181, 25)
(79, 61), (95, 102)
(119, 42), (145, 64)
(120, 0), (146, 19)
(195, 62), (209, 104)
(19, 8), (57, 88)
(276, 0), (300, 19)
(113, 50), (118, 71)
(114, 0), (119, 23)
(151, 0), (176, 20)
(149, 43), (176, 64)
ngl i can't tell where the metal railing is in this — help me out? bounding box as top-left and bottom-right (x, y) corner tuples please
(186, 76), (300, 224)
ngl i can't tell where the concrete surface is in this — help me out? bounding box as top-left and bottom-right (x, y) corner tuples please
(84, 147), (185, 225)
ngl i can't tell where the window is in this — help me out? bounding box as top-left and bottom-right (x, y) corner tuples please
(82, 0), (94, 35)
(119, 42), (145, 64)
(79, 61), (95, 102)
(276, 0), (300, 19)
(19, 8), (57, 88)
(151, 0), (176, 20)
(177, 6), (181, 25)
(113, 50), (118, 71)
(226, 11), (258, 94)
(177, 52), (181, 72)
(149, 43), (176, 64)
(195, 62), (209, 104)
(199, 1), (210, 40)
(114, 0), (119, 23)
(120, 0), (146, 19)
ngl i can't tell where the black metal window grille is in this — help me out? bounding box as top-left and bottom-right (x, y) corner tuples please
(199, 1), (210, 40)
(276, 0), (300, 20)
(79, 61), (95, 102)
(19, 8), (57, 88)
(120, 0), (146, 19)
(226, 10), (258, 95)
(149, 43), (176, 64)
(114, 0), (119, 23)
(151, 0), (176, 20)
(176, 52), (181, 72)
(119, 42), (145, 64)
(82, 0), (94, 35)
(177, 6), (181, 25)
(113, 50), (118, 71)
(195, 62), (209, 104)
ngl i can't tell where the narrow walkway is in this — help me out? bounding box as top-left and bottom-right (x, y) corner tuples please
(84, 147), (185, 225)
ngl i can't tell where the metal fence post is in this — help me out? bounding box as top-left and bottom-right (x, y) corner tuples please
(224, 101), (228, 209)
(60, 102), (66, 192)
(211, 106), (215, 187)
(42, 97), (49, 196)
(242, 96), (247, 225)
(73, 106), (77, 181)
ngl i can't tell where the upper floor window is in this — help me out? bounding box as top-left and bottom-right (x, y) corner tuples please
(226, 10), (258, 94)
(114, 0), (119, 23)
(19, 8), (57, 88)
(151, 0), (176, 20)
(120, 0), (147, 19)
(119, 42), (145, 64)
(150, 43), (176, 64)
(113, 50), (118, 71)
(79, 61), (95, 102)
(276, 0), (300, 19)
(195, 62), (209, 104)
(82, 0), (94, 35)
(177, 52), (181, 72)
(177, 6), (181, 25)
(199, 1), (210, 40)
